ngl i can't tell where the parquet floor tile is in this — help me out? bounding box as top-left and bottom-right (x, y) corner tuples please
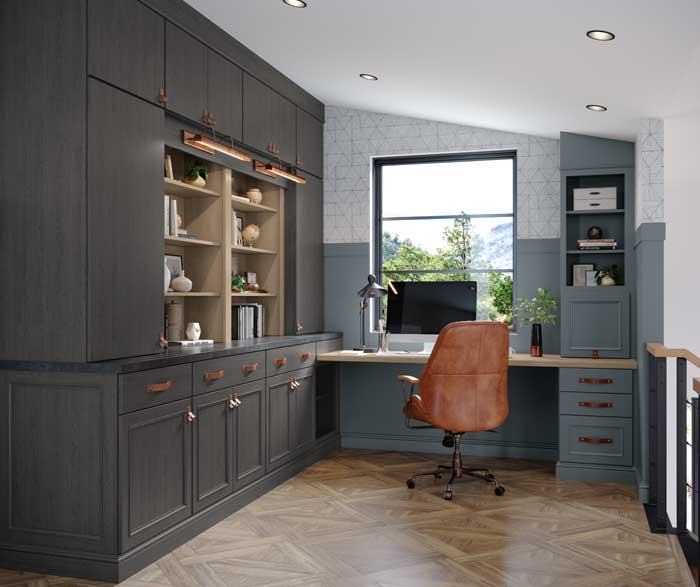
(0, 450), (692, 587)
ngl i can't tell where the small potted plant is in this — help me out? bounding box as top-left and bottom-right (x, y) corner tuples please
(513, 288), (558, 357)
(595, 265), (619, 286)
(184, 160), (208, 187)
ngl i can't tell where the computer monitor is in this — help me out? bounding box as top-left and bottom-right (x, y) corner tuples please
(386, 281), (477, 351)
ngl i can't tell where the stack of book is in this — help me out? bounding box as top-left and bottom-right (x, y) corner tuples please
(577, 239), (618, 251)
(233, 304), (264, 340)
(164, 195), (201, 240)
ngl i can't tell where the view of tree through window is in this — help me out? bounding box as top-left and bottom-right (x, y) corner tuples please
(374, 153), (515, 325)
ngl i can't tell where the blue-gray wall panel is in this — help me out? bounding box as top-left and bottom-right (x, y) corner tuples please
(560, 132), (635, 170)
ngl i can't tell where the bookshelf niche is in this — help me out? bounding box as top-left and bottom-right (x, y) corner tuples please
(163, 146), (284, 345)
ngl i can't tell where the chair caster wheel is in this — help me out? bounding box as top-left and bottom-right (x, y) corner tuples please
(434, 473), (442, 479)
(443, 490), (453, 501)
(406, 479), (416, 489)
(485, 473), (495, 482)
(494, 486), (506, 496)
(442, 434), (455, 448)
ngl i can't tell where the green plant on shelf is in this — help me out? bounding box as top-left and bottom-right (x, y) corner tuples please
(595, 264), (620, 286)
(513, 288), (558, 327)
(186, 160), (209, 182)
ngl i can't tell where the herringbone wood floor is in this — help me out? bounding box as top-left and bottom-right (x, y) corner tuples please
(0, 450), (693, 587)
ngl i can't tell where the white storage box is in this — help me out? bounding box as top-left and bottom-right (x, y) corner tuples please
(573, 187), (617, 211)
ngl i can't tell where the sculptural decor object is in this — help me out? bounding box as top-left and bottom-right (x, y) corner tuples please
(186, 322), (201, 341)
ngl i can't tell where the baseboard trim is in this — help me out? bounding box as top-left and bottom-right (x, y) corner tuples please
(342, 432), (557, 461)
(556, 461), (636, 485)
(0, 434), (341, 583)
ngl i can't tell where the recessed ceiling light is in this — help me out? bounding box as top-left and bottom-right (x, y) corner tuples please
(359, 73), (378, 81)
(283, 0), (307, 7)
(586, 104), (608, 112)
(587, 30), (615, 41)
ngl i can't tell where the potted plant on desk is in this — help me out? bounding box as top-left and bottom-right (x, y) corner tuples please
(513, 288), (558, 357)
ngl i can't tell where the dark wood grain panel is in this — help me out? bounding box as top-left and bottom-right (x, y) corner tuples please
(233, 379), (266, 489)
(292, 368), (315, 453)
(88, 0), (164, 105)
(0, 0), (87, 361)
(296, 107), (324, 178)
(243, 72), (272, 155)
(296, 175), (324, 333)
(274, 92), (297, 164)
(266, 373), (293, 471)
(165, 22), (207, 124)
(207, 49), (243, 142)
(119, 363), (192, 414)
(87, 80), (164, 361)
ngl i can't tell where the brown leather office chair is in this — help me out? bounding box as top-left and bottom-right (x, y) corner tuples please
(399, 321), (509, 500)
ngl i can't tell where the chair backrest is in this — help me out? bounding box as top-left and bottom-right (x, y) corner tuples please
(419, 321), (509, 433)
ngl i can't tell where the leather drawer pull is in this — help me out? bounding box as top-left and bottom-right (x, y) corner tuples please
(146, 380), (172, 393)
(578, 436), (613, 444)
(241, 363), (258, 373)
(228, 393), (242, 409)
(204, 369), (225, 382)
(578, 401), (613, 408)
(274, 357), (288, 367)
(186, 405), (196, 423)
(299, 352), (311, 361)
(578, 377), (613, 385)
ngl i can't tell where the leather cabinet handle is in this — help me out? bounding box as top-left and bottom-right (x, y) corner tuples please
(228, 393), (242, 409)
(204, 369), (225, 382)
(578, 377), (613, 385)
(147, 380), (172, 393)
(158, 87), (168, 104)
(578, 436), (613, 444)
(274, 357), (288, 367)
(241, 363), (258, 373)
(186, 405), (196, 423)
(299, 352), (311, 361)
(578, 401), (613, 408)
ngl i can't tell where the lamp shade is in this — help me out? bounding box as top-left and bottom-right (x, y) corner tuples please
(357, 274), (387, 299)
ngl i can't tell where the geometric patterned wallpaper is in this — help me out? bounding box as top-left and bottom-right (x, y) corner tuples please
(323, 105), (560, 243)
(636, 118), (664, 224)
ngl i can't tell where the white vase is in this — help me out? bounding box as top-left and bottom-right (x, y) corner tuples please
(171, 271), (193, 292)
(246, 188), (262, 204)
(186, 322), (201, 341)
(164, 259), (171, 294)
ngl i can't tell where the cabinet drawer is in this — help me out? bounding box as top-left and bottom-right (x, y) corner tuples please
(559, 415), (632, 466)
(267, 343), (316, 375)
(317, 338), (342, 355)
(193, 351), (265, 395)
(560, 392), (632, 418)
(119, 364), (192, 414)
(559, 368), (632, 394)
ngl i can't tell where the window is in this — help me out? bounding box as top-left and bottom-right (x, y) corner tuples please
(373, 151), (515, 325)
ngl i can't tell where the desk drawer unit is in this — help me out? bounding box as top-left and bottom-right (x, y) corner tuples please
(559, 415), (632, 466)
(193, 352), (266, 395)
(560, 392), (632, 418)
(559, 368), (632, 394)
(267, 343), (316, 375)
(119, 364), (192, 414)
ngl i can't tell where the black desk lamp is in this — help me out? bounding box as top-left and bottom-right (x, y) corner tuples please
(355, 274), (387, 353)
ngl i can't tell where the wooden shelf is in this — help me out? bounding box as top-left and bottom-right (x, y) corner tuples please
(566, 249), (624, 255)
(231, 292), (277, 297)
(164, 177), (220, 199)
(231, 245), (276, 255)
(566, 209), (624, 216)
(165, 236), (220, 247)
(231, 195), (277, 214)
(166, 291), (220, 298)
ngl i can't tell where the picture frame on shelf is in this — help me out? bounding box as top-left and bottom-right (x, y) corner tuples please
(573, 264), (594, 287)
(165, 254), (183, 278)
(245, 272), (257, 285)
(585, 270), (598, 287)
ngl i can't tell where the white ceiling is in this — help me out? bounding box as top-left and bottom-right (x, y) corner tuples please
(185, 0), (700, 140)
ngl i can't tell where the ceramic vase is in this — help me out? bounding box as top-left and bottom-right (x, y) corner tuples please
(246, 188), (262, 204)
(186, 322), (201, 341)
(171, 271), (193, 292)
(530, 324), (543, 357)
(184, 175), (206, 188)
(600, 275), (616, 286)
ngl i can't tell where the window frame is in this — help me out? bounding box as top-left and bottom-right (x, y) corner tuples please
(371, 150), (517, 324)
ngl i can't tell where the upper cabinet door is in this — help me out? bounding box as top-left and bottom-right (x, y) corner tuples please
(88, 0), (164, 105)
(296, 108), (323, 178)
(165, 23), (207, 124)
(206, 50), (243, 143)
(243, 73), (272, 155)
(87, 80), (164, 361)
(273, 93), (297, 165)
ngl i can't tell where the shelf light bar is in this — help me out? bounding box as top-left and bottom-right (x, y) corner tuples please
(254, 161), (306, 184)
(183, 131), (251, 162)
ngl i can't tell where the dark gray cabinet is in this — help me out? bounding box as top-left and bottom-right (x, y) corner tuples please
(207, 49), (243, 142)
(87, 80), (164, 361)
(88, 0), (164, 105)
(286, 175), (324, 334)
(233, 380), (267, 488)
(243, 73), (297, 162)
(119, 398), (193, 551)
(296, 108), (324, 178)
(165, 22), (207, 124)
(292, 368), (316, 453)
(193, 388), (234, 513)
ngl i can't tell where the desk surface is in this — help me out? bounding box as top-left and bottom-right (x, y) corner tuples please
(317, 350), (637, 370)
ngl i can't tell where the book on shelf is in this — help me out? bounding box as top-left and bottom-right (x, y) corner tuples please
(164, 196), (170, 236)
(577, 239), (618, 250)
(169, 197), (178, 236)
(169, 339), (214, 346)
(232, 303), (264, 340)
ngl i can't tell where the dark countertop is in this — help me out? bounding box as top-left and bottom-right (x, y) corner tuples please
(0, 333), (342, 374)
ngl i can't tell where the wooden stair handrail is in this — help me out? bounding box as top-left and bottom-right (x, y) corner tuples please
(646, 342), (700, 370)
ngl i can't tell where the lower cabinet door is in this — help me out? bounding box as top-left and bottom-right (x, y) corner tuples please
(233, 380), (267, 489)
(292, 368), (316, 453)
(120, 399), (193, 551)
(266, 373), (294, 471)
(193, 389), (234, 513)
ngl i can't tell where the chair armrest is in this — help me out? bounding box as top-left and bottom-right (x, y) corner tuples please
(398, 375), (420, 384)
